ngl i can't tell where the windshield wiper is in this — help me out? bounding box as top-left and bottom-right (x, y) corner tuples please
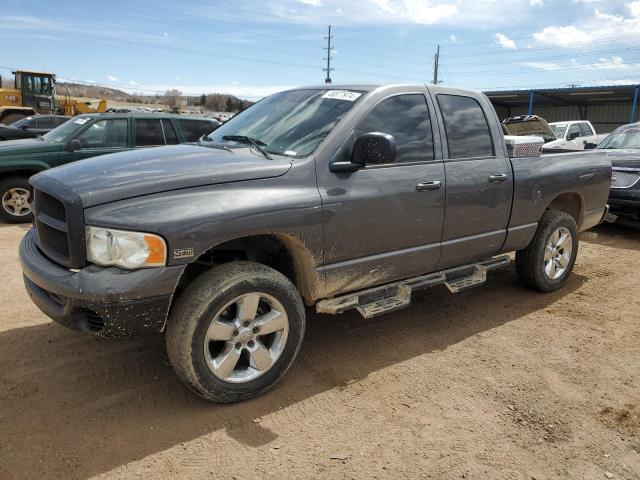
(222, 135), (272, 160)
(197, 137), (233, 153)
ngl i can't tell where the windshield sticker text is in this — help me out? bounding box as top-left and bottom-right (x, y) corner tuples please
(322, 90), (362, 102)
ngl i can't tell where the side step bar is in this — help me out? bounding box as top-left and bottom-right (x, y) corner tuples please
(316, 256), (512, 319)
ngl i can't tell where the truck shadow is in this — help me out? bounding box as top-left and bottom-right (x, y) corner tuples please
(581, 222), (640, 252)
(0, 268), (585, 480)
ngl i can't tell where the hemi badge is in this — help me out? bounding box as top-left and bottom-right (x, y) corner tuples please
(173, 248), (194, 259)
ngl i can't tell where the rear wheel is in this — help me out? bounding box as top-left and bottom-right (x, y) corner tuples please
(516, 211), (579, 292)
(0, 177), (32, 223)
(166, 261), (305, 403)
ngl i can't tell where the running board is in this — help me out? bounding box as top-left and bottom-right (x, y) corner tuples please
(316, 256), (511, 319)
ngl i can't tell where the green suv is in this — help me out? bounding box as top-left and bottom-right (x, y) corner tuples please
(0, 112), (220, 222)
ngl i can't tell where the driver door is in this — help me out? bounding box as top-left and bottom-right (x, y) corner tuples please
(317, 93), (445, 297)
(58, 118), (131, 167)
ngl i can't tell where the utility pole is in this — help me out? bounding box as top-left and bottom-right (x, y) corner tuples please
(323, 25), (334, 84)
(432, 44), (440, 85)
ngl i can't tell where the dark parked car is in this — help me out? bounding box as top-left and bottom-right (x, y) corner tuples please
(0, 112), (220, 222)
(20, 84), (610, 402)
(595, 122), (640, 227)
(0, 115), (70, 141)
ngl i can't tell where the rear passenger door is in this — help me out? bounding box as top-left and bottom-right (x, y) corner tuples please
(318, 92), (446, 296)
(433, 93), (513, 269)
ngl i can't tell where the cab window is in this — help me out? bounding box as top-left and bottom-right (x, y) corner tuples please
(355, 94), (434, 164)
(179, 119), (217, 142)
(437, 94), (494, 159)
(77, 119), (128, 148)
(135, 119), (165, 146)
(567, 124), (581, 140)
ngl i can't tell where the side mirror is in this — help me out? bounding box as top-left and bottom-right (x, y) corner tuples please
(352, 132), (396, 166)
(567, 130), (580, 141)
(66, 139), (82, 152)
(330, 132), (396, 172)
(584, 142), (597, 150)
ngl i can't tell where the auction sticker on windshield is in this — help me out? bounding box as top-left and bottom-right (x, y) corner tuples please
(73, 118), (89, 125)
(322, 90), (362, 101)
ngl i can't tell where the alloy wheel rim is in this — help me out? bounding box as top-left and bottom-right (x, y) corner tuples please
(1, 188), (31, 217)
(203, 292), (289, 383)
(544, 227), (572, 280)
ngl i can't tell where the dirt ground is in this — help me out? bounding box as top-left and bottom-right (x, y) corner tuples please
(0, 223), (639, 480)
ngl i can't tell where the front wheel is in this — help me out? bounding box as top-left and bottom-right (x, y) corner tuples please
(516, 211), (579, 292)
(166, 261), (306, 403)
(0, 177), (33, 223)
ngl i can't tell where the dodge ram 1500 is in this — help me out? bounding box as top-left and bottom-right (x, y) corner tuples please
(19, 84), (611, 402)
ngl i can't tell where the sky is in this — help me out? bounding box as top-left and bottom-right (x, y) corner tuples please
(2, 0), (640, 100)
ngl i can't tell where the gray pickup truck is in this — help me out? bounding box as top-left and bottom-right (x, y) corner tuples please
(19, 84), (611, 402)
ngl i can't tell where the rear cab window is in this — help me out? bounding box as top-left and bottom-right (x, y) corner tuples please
(436, 94), (494, 159)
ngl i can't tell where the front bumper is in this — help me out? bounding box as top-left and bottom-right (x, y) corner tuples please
(19, 228), (186, 337)
(608, 189), (640, 219)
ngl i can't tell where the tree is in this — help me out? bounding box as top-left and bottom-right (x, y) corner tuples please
(225, 97), (235, 112)
(204, 94), (225, 112)
(163, 89), (182, 108)
(199, 93), (206, 106)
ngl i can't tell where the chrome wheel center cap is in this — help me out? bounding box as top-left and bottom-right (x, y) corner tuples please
(238, 329), (253, 343)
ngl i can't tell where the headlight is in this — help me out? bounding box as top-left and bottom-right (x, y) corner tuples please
(86, 226), (167, 269)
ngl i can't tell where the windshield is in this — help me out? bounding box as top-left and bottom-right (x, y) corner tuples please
(598, 126), (640, 150)
(42, 117), (92, 143)
(550, 124), (567, 139)
(204, 89), (364, 157)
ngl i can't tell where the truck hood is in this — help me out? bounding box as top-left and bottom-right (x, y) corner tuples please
(34, 144), (293, 207)
(0, 138), (61, 156)
(601, 149), (640, 169)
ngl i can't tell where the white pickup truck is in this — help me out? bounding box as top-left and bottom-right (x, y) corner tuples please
(546, 121), (606, 152)
(502, 116), (608, 153)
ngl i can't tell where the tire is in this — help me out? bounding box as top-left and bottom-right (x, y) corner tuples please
(166, 261), (306, 403)
(1, 112), (28, 126)
(516, 210), (579, 292)
(0, 177), (33, 223)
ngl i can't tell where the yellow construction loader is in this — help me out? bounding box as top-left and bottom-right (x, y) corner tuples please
(0, 70), (106, 124)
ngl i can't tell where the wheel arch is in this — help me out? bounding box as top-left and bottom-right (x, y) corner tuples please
(545, 192), (584, 228)
(0, 167), (47, 182)
(175, 233), (323, 305)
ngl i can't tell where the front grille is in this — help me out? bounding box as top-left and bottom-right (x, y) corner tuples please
(611, 169), (640, 189)
(31, 181), (86, 269)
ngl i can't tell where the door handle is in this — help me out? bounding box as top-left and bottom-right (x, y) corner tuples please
(416, 181), (441, 191)
(488, 173), (508, 183)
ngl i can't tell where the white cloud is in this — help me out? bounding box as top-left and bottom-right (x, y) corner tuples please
(448, 34), (458, 43)
(628, 1), (640, 17)
(522, 56), (640, 71)
(530, 0), (543, 6)
(533, 25), (592, 46)
(297, 0), (322, 5)
(494, 33), (516, 49)
(129, 80), (138, 85)
(107, 75), (119, 82)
